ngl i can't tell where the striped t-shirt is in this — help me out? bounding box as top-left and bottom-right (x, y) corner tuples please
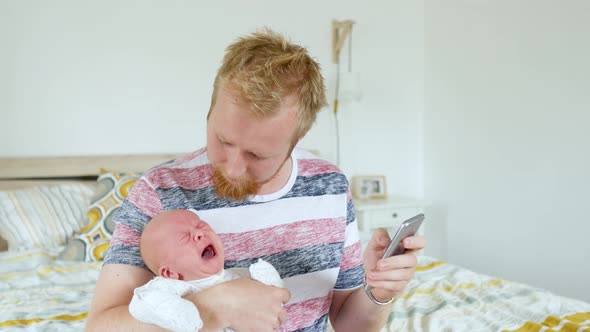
(104, 147), (364, 331)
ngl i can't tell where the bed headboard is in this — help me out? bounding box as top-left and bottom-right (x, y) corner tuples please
(0, 153), (182, 190)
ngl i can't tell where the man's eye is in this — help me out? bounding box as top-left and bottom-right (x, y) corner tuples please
(250, 152), (264, 160)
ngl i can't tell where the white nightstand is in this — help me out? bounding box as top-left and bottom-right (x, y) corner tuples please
(353, 196), (425, 249)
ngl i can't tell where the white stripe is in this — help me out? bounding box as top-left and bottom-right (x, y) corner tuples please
(283, 267), (339, 304)
(344, 220), (360, 247)
(249, 153), (298, 203)
(196, 194), (347, 233)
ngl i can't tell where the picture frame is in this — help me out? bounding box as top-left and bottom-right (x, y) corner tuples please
(352, 175), (387, 199)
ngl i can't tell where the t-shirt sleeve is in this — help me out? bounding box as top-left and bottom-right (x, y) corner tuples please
(334, 189), (364, 291)
(103, 177), (163, 268)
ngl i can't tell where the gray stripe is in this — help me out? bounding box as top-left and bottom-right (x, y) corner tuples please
(158, 186), (259, 211)
(335, 265), (364, 290)
(284, 173), (348, 199)
(293, 313), (328, 332)
(111, 200), (151, 234)
(155, 173), (350, 212)
(346, 199), (356, 225)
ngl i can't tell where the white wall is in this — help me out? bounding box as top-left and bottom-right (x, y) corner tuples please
(424, 1), (590, 301)
(4, 0), (587, 303)
(0, 0), (424, 198)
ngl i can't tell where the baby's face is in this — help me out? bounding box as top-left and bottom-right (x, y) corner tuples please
(164, 213), (225, 280)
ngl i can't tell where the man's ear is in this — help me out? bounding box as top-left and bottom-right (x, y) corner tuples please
(158, 266), (183, 280)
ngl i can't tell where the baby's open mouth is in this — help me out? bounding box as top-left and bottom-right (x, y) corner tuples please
(201, 245), (216, 260)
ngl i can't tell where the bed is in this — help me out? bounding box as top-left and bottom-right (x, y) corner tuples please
(1, 155), (589, 332)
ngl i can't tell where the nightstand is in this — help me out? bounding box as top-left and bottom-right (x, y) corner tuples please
(353, 196), (425, 249)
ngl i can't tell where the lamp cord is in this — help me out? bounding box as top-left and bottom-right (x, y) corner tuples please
(348, 29), (353, 73)
(334, 26), (353, 167)
(334, 60), (341, 167)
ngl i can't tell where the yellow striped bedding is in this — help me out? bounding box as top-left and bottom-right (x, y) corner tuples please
(0, 247), (100, 331)
(1, 249), (588, 331)
(384, 256), (590, 332)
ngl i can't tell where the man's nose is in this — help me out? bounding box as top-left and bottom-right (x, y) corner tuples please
(225, 149), (246, 180)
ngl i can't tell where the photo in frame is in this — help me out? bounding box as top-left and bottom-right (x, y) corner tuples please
(352, 175), (387, 199)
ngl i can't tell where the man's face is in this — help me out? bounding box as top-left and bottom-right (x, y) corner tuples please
(206, 87), (299, 200)
(164, 213), (225, 280)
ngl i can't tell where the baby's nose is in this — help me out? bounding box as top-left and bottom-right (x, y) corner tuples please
(193, 231), (204, 241)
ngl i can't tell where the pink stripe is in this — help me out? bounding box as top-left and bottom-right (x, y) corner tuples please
(110, 224), (141, 247)
(341, 241), (362, 270)
(281, 295), (332, 331)
(220, 218), (346, 261)
(127, 179), (163, 218)
(144, 164), (214, 190)
(298, 159), (341, 177)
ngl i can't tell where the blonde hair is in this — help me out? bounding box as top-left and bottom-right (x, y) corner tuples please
(207, 28), (328, 140)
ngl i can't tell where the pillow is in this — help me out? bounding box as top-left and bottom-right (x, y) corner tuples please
(59, 170), (140, 261)
(0, 184), (95, 251)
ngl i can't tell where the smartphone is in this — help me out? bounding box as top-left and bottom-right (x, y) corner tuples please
(364, 214), (424, 292)
(380, 213), (424, 259)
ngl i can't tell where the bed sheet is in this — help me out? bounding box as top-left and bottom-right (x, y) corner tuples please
(1, 249), (588, 332)
(383, 256), (590, 331)
(0, 247), (100, 331)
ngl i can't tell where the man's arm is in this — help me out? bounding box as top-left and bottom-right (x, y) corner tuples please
(86, 264), (291, 332)
(329, 287), (391, 332)
(85, 264), (166, 331)
(329, 231), (427, 332)
(186, 278), (291, 332)
(328, 255), (415, 332)
(85, 264), (227, 331)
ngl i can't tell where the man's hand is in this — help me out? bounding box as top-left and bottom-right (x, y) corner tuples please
(186, 278), (291, 332)
(363, 228), (427, 302)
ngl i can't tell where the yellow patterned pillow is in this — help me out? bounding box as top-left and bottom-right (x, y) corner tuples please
(59, 170), (139, 261)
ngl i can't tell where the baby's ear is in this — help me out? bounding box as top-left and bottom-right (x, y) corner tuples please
(159, 266), (182, 280)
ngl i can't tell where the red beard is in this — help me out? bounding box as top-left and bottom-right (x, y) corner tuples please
(211, 166), (261, 201)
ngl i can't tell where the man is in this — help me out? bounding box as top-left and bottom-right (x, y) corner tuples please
(86, 29), (426, 332)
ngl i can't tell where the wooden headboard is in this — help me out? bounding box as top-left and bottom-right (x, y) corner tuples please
(0, 153), (183, 190)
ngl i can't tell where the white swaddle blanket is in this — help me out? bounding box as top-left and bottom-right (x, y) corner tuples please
(129, 259), (284, 332)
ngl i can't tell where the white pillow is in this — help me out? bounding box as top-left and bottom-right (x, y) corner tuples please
(0, 184), (95, 251)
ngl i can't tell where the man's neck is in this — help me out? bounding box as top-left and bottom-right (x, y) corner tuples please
(256, 156), (293, 195)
